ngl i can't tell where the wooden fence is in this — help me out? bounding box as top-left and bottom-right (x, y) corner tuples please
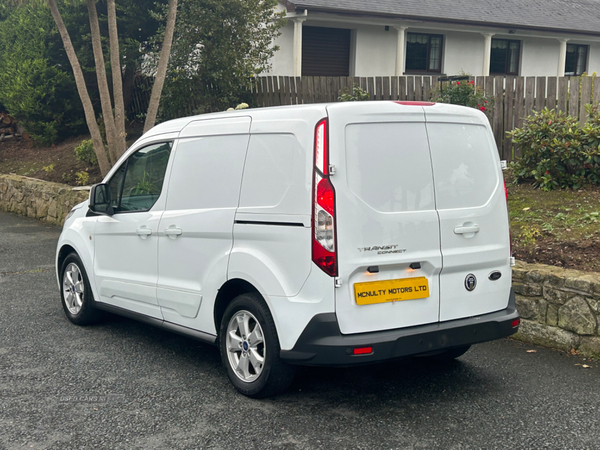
(250, 75), (600, 161)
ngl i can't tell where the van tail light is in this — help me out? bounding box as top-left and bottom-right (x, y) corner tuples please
(312, 118), (337, 277)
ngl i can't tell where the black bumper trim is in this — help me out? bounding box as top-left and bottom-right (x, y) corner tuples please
(281, 288), (519, 366)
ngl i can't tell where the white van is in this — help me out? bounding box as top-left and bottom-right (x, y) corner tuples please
(56, 101), (519, 397)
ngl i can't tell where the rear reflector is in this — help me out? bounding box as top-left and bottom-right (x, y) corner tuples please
(353, 347), (373, 355)
(512, 319), (520, 328)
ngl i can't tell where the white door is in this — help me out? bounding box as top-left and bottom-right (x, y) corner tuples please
(93, 142), (173, 319)
(326, 103), (443, 335)
(425, 118), (512, 321)
(156, 118), (250, 332)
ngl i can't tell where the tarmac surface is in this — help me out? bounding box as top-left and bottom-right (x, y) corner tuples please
(1, 210), (599, 449)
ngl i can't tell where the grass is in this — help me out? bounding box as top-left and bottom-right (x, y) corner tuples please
(507, 181), (600, 272)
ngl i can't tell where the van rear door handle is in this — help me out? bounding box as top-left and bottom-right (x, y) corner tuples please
(136, 226), (152, 239)
(164, 226), (183, 239)
(454, 223), (480, 238)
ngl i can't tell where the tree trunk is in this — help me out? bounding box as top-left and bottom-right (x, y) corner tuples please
(47, 0), (111, 177)
(87, 0), (119, 165)
(143, 0), (178, 133)
(106, 0), (127, 158)
(122, 64), (136, 115)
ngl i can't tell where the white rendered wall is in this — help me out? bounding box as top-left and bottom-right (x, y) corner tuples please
(268, 21), (294, 76)
(520, 37), (562, 76)
(267, 17), (600, 78)
(441, 30), (484, 76)
(583, 41), (600, 75)
(353, 25), (398, 76)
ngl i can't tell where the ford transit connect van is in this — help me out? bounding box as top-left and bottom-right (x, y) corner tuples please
(56, 101), (519, 397)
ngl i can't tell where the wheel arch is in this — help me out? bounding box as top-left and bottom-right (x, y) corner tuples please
(214, 278), (260, 335)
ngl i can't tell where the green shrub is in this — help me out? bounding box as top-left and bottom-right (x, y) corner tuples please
(338, 85), (370, 102)
(508, 105), (600, 190)
(0, 4), (86, 145)
(74, 139), (98, 166)
(431, 79), (492, 117)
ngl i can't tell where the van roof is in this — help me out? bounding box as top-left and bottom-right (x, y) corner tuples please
(143, 101), (488, 139)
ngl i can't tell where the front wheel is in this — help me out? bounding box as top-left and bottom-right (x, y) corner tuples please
(219, 293), (296, 398)
(60, 253), (101, 326)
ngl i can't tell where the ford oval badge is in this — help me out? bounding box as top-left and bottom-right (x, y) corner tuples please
(465, 274), (477, 291)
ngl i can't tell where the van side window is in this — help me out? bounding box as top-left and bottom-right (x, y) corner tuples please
(107, 141), (172, 212)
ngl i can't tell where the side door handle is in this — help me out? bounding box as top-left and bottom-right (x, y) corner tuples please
(136, 226), (152, 239)
(164, 226), (183, 239)
(454, 223), (480, 238)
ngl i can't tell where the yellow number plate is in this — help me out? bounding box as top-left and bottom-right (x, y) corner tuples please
(354, 276), (430, 305)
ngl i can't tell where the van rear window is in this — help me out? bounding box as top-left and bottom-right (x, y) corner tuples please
(345, 122), (435, 213)
(427, 123), (498, 210)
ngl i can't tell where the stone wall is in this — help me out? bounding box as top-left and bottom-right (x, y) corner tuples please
(513, 260), (600, 358)
(0, 174), (88, 226)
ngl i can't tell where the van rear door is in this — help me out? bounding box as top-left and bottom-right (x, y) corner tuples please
(425, 106), (512, 321)
(326, 102), (442, 335)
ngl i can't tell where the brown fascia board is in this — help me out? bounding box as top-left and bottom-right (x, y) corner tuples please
(286, 4), (600, 38)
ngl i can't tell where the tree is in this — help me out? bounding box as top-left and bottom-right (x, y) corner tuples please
(157, 0), (285, 119)
(48, 0), (178, 176)
(0, 3), (86, 144)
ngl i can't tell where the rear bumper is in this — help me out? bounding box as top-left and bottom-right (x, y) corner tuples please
(281, 288), (519, 366)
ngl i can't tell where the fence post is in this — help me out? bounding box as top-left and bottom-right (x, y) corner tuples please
(383, 76), (391, 100)
(367, 77), (375, 100)
(557, 77), (568, 113)
(399, 77), (407, 100)
(580, 76), (593, 124)
(407, 77), (415, 100)
(569, 77), (580, 119)
(375, 77), (383, 100)
(423, 77), (431, 100)
(493, 76), (503, 154)
(320, 77), (327, 103)
(524, 77), (535, 117)
(546, 77), (557, 110)
(535, 77), (546, 111)
(414, 77), (423, 101)
(504, 77), (515, 161)
(391, 76), (399, 100)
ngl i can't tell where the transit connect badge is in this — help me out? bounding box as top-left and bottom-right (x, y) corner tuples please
(465, 274), (477, 291)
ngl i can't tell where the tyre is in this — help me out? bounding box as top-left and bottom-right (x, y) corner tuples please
(60, 253), (101, 326)
(219, 293), (296, 398)
(419, 345), (471, 362)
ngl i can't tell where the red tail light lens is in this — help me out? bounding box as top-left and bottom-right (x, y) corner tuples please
(312, 118), (337, 277)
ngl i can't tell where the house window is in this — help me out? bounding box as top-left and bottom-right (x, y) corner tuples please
(302, 27), (351, 76)
(565, 44), (588, 76)
(405, 33), (443, 73)
(490, 39), (520, 75)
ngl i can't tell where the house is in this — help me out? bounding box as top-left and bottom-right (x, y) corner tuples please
(269, 0), (600, 78)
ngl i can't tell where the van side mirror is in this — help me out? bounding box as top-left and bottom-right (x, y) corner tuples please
(89, 183), (114, 215)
